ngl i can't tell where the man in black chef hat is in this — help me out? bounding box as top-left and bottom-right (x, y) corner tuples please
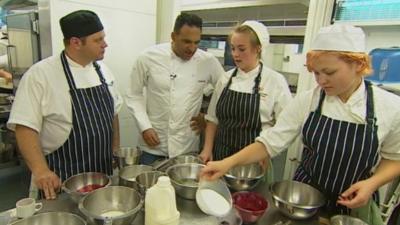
(8, 10), (122, 199)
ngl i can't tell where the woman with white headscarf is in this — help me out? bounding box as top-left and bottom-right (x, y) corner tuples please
(199, 21), (292, 162)
(201, 24), (400, 223)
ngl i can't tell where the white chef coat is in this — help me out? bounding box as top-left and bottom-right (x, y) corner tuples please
(7, 54), (123, 155)
(126, 43), (224, 157)
(205, 64), (292, 131)
(257, 80), (400, 161)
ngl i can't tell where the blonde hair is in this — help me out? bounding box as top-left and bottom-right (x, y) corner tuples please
(306, 51), (373, 76)
(228, 24), (261, 58)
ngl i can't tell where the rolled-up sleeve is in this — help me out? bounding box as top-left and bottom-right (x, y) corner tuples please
(125, 55), (152, 132)
(380, 110), (400, 160)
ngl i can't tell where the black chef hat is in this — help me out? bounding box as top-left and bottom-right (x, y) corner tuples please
(60, 10), (103, 39)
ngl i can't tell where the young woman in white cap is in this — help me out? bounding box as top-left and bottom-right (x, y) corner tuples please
(201, 24), (400, 223)
(199, 21), (292, 162)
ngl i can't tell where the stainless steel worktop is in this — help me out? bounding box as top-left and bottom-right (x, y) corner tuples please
(0, 180), (325, 225)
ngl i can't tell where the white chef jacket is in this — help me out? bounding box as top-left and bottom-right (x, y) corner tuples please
(205, 64), (292, 131)
(257, 80), (400, 161)
(7, 54), (123, 155)
(126, 43), (224, 157)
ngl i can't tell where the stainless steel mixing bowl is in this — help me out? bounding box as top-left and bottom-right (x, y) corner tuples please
(135, 170), (166, 191)
(62, 172), (111, 203)
(270, 180), (325, 219)
(119, 164), (153, 187)
(113, 147), (141, 168)
(173, 154), (203, 164)
(166, 163), (204, 199)
(9, 212), (86, 225)
(330, 215), (369, 225)
(224, 163), (264, 191)
(79, 186), (143, 225)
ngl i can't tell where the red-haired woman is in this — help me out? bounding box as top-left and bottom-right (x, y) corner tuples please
(201, 24), (400, 223)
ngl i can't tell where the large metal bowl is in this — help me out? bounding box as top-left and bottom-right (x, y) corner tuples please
(330, 215), (369, 225)
(270, 180), (325, 219)
(79, 186), (143, 225)
(62, 172), (111, 203)
(224, 163), (264, 191)
(166, 163), (204, 200)
(113, 147), (141, 168)
(9, 212), (86, 225)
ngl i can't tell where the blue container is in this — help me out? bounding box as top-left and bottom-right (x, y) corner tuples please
(367, 47), (400, 84)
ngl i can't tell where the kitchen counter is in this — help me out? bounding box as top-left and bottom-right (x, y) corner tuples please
(0, 180), (325, 225)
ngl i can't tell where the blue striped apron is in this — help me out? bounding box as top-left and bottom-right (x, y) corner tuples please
(45, 52), (114, 182)
(294, 80), (380, 215)
(213, 64), (262, 161)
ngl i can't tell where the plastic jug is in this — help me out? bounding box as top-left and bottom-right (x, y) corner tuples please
(145, 176), (180, 225)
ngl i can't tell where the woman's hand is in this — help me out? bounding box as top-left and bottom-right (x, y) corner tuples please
(200, 159), (232, 181)
(199, 149), (212, 163)
(337, 179), (377, 208)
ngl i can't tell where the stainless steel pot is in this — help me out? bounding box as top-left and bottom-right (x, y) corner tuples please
(79, 186), (143, 225)
(9, 212), (87, 225)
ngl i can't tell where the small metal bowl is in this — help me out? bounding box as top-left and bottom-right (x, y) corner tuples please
(330, 215), (369, 225)
(135, 170), (166, 192)
(114, 147), (141, 168)
(166, 163), (204, 199)
(270, 180), (325, 219)
(62, 172), (111, 203)
(79, 186), (143, 225)
(119, 165), (153, 187)
(9, 212), (87, 225)
(224, 163), (264, 191)
(173, 155), (203, 164)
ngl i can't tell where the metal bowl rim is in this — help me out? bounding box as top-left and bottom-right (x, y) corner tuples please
(224, 164), (265, 180)
(78, 186), (143, 220)
(9, 212), (87, 225)
(330, 215), (368, 224)
(166, 163), (204, 188)
(61, 172), (112, 195)
(269, 181), (325, 209)
(119, 165), (153, 180)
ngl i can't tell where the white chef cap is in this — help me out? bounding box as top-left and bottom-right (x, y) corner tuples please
(242, 20), (270, 50)
(310, 24), (366, 53)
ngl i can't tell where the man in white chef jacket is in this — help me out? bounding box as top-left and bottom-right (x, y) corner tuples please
(7, 10), (122, 199)
(126, 13), (224, 164)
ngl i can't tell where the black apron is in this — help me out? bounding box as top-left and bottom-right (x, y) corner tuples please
(213, 64), (263, 160)
(293, 80), (380, 215)
(45, 52), (114, 182)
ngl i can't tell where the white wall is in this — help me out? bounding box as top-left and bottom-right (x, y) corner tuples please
(364, 25), (400, 52)
(47, 0), (157, 147)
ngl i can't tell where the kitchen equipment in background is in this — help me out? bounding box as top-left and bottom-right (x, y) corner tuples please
(113, 147), (141, 169)
(8, 212), (87, 225)
(62, 172), (111, 203)
(232, 191), (268, 224)
(145, 176), (180, 225)
(224, 163), (264, 191)
(79, 186), (143, 225)
(5, 11), (42, 94)
(269, 180), (325, 219)
(196, 179), (232, 217)
(368, 47), (400, 84)
(0, 124), (16, 165)
(166, 163), (204, 200)
(330, 215), (369, 225)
